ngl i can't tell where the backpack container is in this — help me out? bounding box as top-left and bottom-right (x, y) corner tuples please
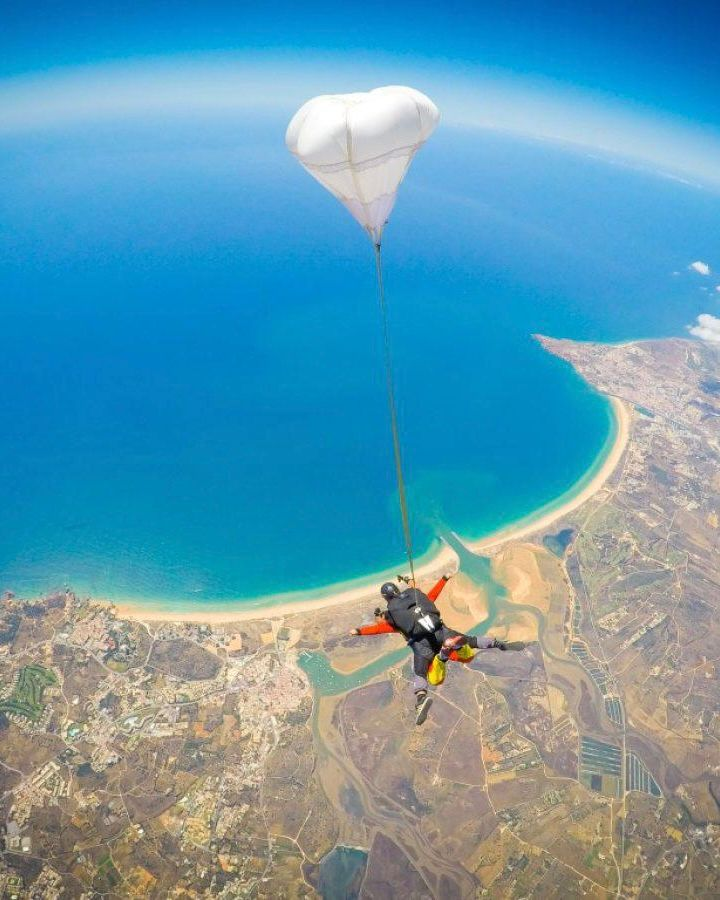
(386, 588), (443, 639)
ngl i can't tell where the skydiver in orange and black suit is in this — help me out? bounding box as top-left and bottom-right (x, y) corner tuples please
(350, 576), (524, 724)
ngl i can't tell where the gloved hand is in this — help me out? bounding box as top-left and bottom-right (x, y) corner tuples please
(490, 638), (526, 651)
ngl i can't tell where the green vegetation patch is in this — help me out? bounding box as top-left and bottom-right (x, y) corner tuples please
(0, 664), (58, 722)
(93, 854), (122, 891)
(105, 659), (129, 673)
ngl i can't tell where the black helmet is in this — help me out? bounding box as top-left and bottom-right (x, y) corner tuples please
(380, 582), (400, 601)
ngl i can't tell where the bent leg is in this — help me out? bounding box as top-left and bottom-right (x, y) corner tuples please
(436, 627), (494, 660)
(437, 627), (463, 661)
(412, 645), (433, 694)
(471, 635), (496, 650)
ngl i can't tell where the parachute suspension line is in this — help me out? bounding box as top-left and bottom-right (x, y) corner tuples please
(373, 241), (416, 586)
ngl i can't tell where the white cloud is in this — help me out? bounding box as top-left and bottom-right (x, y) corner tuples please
(716, 285), (720, 293)
(689, 260), (711, 276)
(688, 313), (720, 343)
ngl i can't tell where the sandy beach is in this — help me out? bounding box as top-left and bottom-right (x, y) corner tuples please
(112, 541), (460, 624)
(112, 395), (631, 625)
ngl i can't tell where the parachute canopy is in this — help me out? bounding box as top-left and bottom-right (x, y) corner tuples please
(285, 85), (439, 244)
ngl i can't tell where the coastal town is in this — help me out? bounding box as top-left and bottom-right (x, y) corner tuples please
(0, 336), (719, 897)
(0, 592), (317, 897)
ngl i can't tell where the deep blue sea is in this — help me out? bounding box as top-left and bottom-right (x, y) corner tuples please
(1, 113), (718, 605)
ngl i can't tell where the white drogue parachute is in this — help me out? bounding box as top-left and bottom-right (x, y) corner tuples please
(286, 86), (440, 584)
(285, 86), (439, 245)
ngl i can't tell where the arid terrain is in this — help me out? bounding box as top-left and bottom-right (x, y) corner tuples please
(1, 336), (719, 898)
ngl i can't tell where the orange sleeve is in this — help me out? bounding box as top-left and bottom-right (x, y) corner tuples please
(427, 575), (450, 603)
(448, 649), (474, 664)
(357, 621), (397, 636)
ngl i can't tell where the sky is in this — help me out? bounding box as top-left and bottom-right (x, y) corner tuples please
(0, 1), (719, 185)
(1, 1), (719, 115)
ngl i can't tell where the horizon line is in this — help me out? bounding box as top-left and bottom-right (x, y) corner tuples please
(1, 51), (719, 189)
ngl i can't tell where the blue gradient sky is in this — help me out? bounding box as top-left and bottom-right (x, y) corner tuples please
(2, 0), (719, 120)
(1, 2), (719, 187)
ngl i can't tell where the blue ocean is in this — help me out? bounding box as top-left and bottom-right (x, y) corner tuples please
(0, 113), (717, 606)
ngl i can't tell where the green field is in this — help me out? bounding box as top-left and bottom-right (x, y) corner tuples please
(93, 854), (121, 891)
(0, 665), (57, 722)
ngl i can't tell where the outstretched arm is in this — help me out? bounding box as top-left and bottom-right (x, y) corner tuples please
(350, 620), (397, 636)
(427, 574), (450, 603)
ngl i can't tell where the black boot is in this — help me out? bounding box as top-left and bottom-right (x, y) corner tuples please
(415, 691), (432, 726)
(505, 640), (527, 651)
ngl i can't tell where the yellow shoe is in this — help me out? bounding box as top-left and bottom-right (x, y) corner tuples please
(427, 655), (446, 686)
(455, 645), (474, 662)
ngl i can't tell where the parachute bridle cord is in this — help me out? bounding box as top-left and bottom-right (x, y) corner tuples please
(286, 86), (439, 590)
(373, 241), (416, 587)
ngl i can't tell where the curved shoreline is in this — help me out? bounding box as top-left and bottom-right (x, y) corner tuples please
(111, 541), (461, 624)
(468, 395), (631, 554)
(111, 395), (631, 624)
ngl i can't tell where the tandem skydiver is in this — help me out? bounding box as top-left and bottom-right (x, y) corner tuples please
(350, 577), (525, 725)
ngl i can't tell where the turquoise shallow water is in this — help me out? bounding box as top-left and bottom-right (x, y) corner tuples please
(0, 115), (717, 607)
(317, 846), (368, 899)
